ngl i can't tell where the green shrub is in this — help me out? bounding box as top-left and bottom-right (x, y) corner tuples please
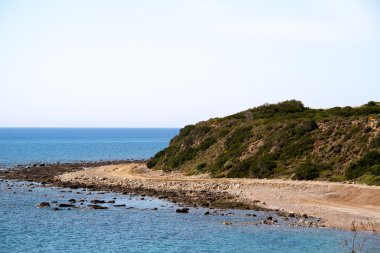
(225, 125), (253, 150)
(329, 175), (346, 182)
(370, 134), (380, 148)
(168, 148), (197, 169)
(198, 136), (217, 151)
(345, 150), (380, 180)
(294, 120), (318, 136)
(295, 162), (324, 180)
(251, 156), (277, 178)
(359, 173), (380, 186)
(280, 134), (314, 159)
(367, 101), (377, 106)
(226, 155), (277, 178)
(249, 100), (306, 119)
(226, 159), (251, 178)
(370, 164), (380, 176)
(147, 150), (166, 168)
(178, 125), (195, 137)
(196, 162), (207, 171)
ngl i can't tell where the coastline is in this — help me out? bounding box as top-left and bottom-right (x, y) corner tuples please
(1, 161), (379, 232)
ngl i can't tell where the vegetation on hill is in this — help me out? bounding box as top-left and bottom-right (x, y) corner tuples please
(147, 100), (380, 185)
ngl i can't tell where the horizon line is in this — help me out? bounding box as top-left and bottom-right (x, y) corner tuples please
(0, 126), (182, 129)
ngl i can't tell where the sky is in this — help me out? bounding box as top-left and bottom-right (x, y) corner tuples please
(0, 0), (379, 127)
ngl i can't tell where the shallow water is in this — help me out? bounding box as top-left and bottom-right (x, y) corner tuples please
(1, 180), (379, 253)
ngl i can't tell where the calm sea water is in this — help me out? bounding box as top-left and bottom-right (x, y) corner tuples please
(0, 128), (379, 253)
(0, 128), (179, 167)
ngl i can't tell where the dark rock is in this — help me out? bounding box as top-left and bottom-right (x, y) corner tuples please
(90, 199), (105, 204)
(106, 200), (115, 204)
(176, 208), (189, 213)
(36, 202), (50, 208)
(89, 205), (108, 210)
(114, 204), (126, 207)
(58, 203), (75, 208)
(204, 211), (210, 215)
(262, 216), (278, 225)
(68, 199), (76, 203)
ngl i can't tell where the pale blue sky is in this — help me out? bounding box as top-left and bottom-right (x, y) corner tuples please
(0, 0), (379, 127)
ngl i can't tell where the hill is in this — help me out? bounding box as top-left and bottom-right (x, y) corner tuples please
(147, 100), (380, 185)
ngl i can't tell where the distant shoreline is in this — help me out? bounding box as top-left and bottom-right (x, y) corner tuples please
(0, 159), (148, 170)
(1, 161), (379, 232)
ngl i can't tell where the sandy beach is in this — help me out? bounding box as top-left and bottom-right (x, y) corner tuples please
(58, 163), (380, 231)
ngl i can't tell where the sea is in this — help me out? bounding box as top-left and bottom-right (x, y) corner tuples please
(0, 128), (379, 253)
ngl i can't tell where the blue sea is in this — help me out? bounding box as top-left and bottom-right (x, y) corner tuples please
(0, 128), (178, 167)
(0, 128), (379, 253)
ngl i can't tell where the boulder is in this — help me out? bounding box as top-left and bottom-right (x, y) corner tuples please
(89, 205), (108, 210)
(90, 199), (105, 204)
(176, 208), (189, 213)
(36, 202), (50, 208)
(114, 204), (126, 207)
(58, 203), (75, 208)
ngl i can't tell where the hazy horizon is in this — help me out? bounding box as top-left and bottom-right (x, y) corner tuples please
(0, 99), (378, 128)
(1, 0), (379, 128)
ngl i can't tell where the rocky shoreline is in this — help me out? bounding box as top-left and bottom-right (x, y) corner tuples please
(0, 160), (142, 183)
(0, 161), (327, 229)
(0, 161), (266, 210)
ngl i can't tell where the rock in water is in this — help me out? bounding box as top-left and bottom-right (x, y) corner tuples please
(36, 202), (50, 208)
(176, 208), (189, 213)
(58, 203), (75, 208)
(90, 199), (105, 204)
(89, 205), (108, 210)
